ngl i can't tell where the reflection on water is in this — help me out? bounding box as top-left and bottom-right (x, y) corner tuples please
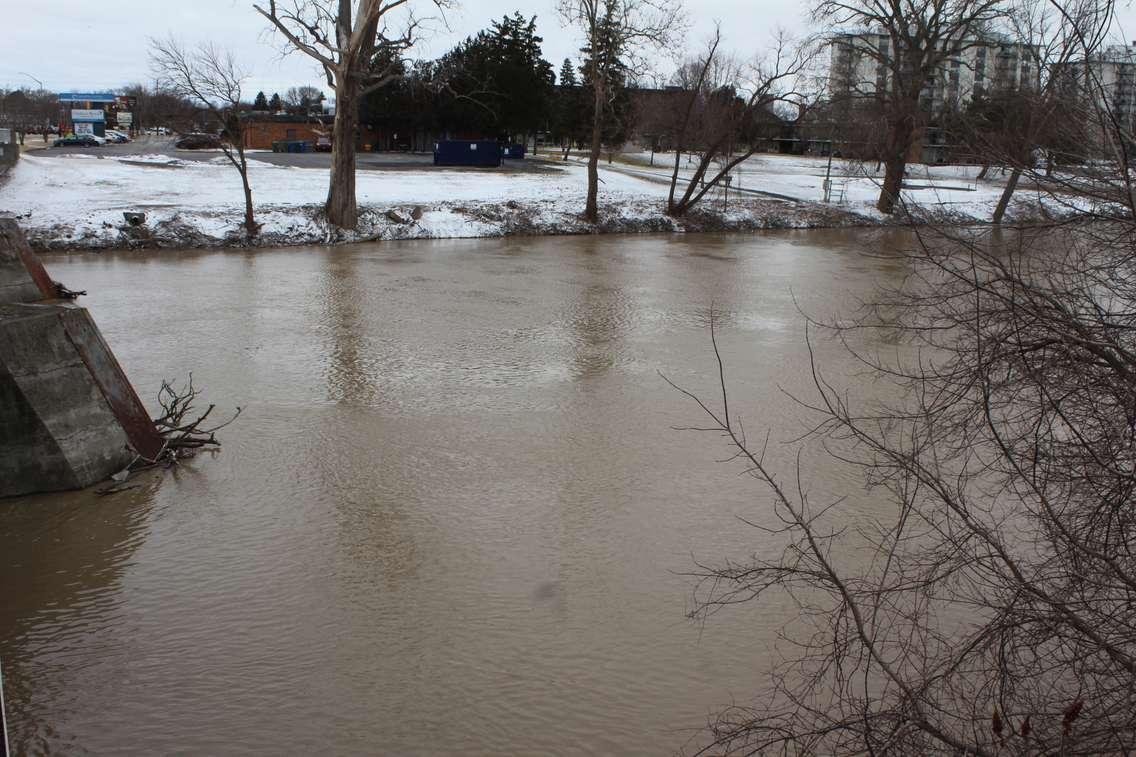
(1, 230), (906, 755)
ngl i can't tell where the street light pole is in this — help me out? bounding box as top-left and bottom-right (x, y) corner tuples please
(17, 72), (43, 91)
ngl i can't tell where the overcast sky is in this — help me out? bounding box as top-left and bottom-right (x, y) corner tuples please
(5, 1), (1136, 98)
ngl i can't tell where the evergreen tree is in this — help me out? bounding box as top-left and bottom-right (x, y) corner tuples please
(268, 92), (283, 112)
(253, 91), (269, 110)
(559, 58), (577, 88)
(358, 51), (423, 149)
(433, 34), (499, 137)
(580, 32), (632, 155)
(430, 14), (554, 141)
(553, 59), (588, 158)
(487, 13), (555, 141)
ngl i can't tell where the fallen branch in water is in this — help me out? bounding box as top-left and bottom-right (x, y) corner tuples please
(101, 374), (241, 492)
(54, 281), (86, 299)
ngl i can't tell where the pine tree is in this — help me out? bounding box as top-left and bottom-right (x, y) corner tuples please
(554, 59), (586, 158)
(580, 25), (632, 157)
(253, 91), (269, 110)
(268, 92), (283, 112)
(429, 14), (554, 143)
(559, 59), (578, 88)
(486, 13), (554, 143)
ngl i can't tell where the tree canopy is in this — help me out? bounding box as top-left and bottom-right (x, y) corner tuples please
(430, 13), (555, 139)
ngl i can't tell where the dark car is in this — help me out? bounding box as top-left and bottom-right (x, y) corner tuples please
(314, 135), (332, 152)
(175, 133), (222, 149)
(53, 134), (100, 148)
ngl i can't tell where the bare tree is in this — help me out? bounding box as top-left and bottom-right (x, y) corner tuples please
(557, 0), (686, 223)
(678, 219), (1136, 754)
(120, 83), (199, 136)
(254, 0), (452, 230)
(817, 0), (1008, 214)
(972, 0), (1113, 223)
(669, 5), (1136, 752)
(664, 28), (809, 218)
(150, 37), (259, 237)
(284, 84), (326, 114)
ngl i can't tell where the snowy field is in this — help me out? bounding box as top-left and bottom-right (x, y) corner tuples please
(597, 151), (1072, 220)
(0, 149), (1083, 250)
(0, 153), (678, 247)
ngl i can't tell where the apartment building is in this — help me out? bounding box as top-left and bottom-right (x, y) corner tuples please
(828, 31), (1039, 110)
(1075, 44), (1136, 133)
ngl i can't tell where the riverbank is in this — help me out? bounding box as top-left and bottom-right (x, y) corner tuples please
(0, 150), (1077, 251)
(24, 197), (880, 252)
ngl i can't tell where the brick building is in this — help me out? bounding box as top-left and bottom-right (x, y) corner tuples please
(240, 114), (329, 149)
(239, 113), (384, 150)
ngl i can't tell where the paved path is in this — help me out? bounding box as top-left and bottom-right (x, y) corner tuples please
(542, 154), (805, 203)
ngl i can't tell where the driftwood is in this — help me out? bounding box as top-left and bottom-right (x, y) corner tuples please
(53, 281), (86, 299)
(97, 375), (240, 494)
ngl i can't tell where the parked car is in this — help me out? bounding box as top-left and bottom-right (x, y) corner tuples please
(314, 135), (332, 152)
(53, 134), (101, 148)
(175, 133), (222, 149)
(104, 130), (131, 143)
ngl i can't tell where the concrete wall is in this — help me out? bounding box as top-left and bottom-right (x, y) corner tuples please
(0, 303), (134, 496)
(0, 219), (164, 498)
(0, 218), (54, 303)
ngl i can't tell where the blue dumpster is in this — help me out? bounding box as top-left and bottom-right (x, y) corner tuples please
(502, 143), (526, 159)
(433, 140), (502, 167)
(272, 140), (311, 153)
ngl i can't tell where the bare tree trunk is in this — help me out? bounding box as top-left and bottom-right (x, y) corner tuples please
(669, 143), (757, 218)
(992, 165), (1022, 224)
(977, 164), (990, 180)
(877, 113), (915, 215)
(585, 79), (604, 223)
(236, 146), (257, 237)
(667, 148), (683, 214)
(327, 81), (359, 229)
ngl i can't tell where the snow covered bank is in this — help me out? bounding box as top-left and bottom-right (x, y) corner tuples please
(0, 151), (1073, 251)
(598, 151), (1090, 221)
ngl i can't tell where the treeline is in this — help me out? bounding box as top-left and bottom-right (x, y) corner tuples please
(0, 89), (60, 130)
(359, 12), (633, 152)
(250, 87), (326, 116)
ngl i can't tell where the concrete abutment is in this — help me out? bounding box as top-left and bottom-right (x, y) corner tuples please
(0, 217), (163, 497)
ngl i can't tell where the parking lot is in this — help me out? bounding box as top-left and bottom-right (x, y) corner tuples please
(36, 135), (556, 173)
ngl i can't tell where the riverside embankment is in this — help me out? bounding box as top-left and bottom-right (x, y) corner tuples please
(0, 140), (1074, 251)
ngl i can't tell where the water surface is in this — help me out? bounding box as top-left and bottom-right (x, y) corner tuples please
(0, 230), (908, 755)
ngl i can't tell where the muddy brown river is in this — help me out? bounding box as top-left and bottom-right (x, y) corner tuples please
(0, 230), (910, 755)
